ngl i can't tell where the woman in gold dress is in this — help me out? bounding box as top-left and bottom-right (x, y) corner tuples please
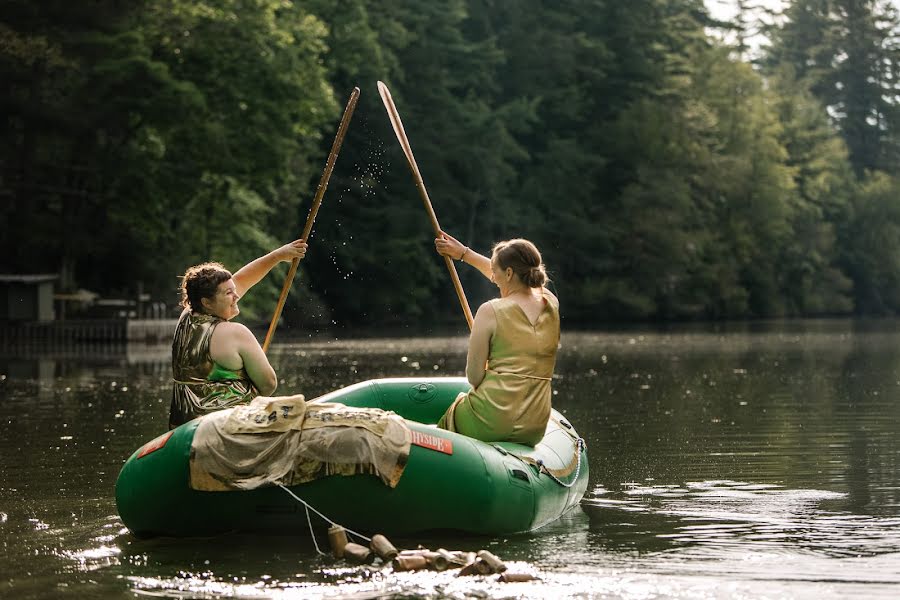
(434, 232), (560, 445)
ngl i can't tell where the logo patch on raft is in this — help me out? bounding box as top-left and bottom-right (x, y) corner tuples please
(137, 431), (174, 458)
(410, 431), (453, 455)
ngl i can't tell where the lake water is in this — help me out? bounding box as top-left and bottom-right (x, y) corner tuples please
(1, 320), (899, 598)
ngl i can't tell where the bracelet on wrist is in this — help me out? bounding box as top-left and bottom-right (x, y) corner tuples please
(460, 247), (470, 261)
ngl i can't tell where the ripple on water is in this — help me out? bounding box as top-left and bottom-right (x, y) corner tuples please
(583, 479), (900, 563)
(128, 561), (553, 600)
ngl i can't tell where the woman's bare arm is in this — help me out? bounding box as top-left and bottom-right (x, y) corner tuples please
(466, 302), (496, 387)
(232, 240), (307, 298)
(435, 231), (492, 281)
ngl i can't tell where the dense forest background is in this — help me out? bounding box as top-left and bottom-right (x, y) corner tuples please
(3, 0), (900, 331)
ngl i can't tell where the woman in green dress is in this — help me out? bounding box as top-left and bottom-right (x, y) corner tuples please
(434, 232), (560, 445)
(169, 240), (307, 429)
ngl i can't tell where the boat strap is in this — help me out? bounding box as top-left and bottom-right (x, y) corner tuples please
(551, 416), (580, 442)
(512, 437), (586, 488)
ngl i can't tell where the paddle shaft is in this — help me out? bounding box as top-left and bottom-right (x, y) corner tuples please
(262, 87), (360, 353)
(377, 81), (474, 330)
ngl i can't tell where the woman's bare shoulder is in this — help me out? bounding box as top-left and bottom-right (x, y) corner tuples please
(211, 320), (255, 343)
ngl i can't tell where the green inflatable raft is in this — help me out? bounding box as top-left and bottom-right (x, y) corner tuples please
(115, 377), (588, 538)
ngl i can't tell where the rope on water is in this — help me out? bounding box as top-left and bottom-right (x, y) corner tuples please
(277, 484), (372, 555)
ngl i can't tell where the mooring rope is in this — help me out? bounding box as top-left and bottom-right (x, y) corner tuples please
(277, 484), (373, 555)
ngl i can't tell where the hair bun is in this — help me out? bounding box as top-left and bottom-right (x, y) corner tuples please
(523, 264), (547, 288)
(492, 238), (549, 288)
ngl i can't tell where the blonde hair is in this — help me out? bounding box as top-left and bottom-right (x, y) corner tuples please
(492, 238), (548, 288)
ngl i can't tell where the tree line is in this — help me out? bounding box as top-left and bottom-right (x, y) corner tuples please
(3, 0), (900, 330)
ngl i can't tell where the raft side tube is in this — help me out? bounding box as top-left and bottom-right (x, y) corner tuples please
(115, 377), (587, 537)
(312, 377), (469, 424)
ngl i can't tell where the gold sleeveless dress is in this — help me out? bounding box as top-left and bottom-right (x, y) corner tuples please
(437, 290), (560, 445)
(169, 310), (257, 429)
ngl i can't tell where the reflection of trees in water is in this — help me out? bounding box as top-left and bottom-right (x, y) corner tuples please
(1, 328), (897, 515)
(0, 342), (170, 382)
(556, 328), (899, 516)
(835, 342), (900, 514)
(583, 500), (688, 554)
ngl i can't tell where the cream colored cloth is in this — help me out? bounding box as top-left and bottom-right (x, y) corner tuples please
(223, 394), (307, 434)
(189, 396), (411, 491)
(438, 289), (560, 445)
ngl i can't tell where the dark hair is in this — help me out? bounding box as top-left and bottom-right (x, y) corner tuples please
(492, 238), (548, 288)
(179, 262), (232, 312)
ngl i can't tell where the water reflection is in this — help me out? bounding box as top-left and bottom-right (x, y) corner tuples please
(556, 328), (900, 515)
(0, 343), (169, 384)
(584, 480), (900, 557)
(1, 323), (900, 599)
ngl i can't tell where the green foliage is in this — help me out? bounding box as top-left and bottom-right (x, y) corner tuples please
(4, 0), (900, 328)
(766, 0), (900, 314)
(839, 173), (900, 313)
(0, 0), (336, 314)
(770, 0), (900, 175)
(768, 65), (855, 315)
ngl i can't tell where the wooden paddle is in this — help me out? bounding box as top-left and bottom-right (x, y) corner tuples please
(377, 81), (474, 330)
(262, 86), (360, 353)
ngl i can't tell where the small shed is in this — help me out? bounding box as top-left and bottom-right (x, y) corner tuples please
(0, 274), (58, 322)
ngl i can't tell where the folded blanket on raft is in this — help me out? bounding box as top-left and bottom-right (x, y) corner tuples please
(189, 394), (411, 491)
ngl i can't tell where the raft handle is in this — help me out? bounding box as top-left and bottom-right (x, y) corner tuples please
(510, 468), (529, 482)
(492, 444), (509, 456)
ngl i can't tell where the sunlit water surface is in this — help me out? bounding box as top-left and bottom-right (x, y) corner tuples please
(1, 320), (899, 598)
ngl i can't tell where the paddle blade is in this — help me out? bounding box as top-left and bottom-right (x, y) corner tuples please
(377, 81), (417, 169)
(376, 82), (473, 331)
